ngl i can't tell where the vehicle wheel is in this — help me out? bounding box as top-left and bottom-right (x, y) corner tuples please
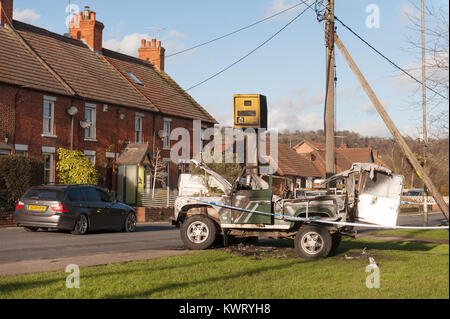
(122, 213), (137, 233)
(330, 233), (342, 254)
(294, 225), (332, 259)
(180, 215), (217, 250)
(24, 226), (39, 232)
(71, 214), (89, 235)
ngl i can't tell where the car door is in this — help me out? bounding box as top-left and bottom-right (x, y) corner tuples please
(95, 188), (123, 228)
(81, 187), (108, 230)
(356, 170), (404, 227)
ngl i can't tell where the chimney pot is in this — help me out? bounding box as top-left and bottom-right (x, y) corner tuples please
(138, 38), (165, 71)
(69, 5), (104, 53)
(141, 39), (147, 47)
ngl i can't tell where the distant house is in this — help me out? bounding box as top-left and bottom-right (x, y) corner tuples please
(293, 139), (388, 179)
(0, 1), (216, 204)
(264, 143), (322, 194)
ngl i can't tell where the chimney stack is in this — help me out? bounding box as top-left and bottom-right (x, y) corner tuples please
(138, 38), (165, 71)
(0, 0), (13, 26)
(69, 6), (104, 54)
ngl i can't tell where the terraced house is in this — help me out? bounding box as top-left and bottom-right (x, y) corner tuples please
(0, 0), (217, 203)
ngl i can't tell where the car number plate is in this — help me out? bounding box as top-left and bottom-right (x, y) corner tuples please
(28, 205), (47, 212)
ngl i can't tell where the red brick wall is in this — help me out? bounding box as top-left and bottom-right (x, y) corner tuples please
(0, 82), (214, 190)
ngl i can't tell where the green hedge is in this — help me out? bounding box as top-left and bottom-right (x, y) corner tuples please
(0, 155), (44, 212)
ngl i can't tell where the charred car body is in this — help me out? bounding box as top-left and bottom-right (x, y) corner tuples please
(173, 161), (404, 258)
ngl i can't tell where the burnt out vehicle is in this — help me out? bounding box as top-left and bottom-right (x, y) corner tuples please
(172, 161), (404, 258)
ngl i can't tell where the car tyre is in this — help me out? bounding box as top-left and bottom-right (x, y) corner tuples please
(71, 214), (89, 235)
(180, 215), (217, 250)
(24, 226), (39, 232)
(122, 212), (137, 233)
(294, 225), (332, 259)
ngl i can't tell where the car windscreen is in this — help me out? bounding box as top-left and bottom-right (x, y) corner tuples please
(23, 188), (64, 201)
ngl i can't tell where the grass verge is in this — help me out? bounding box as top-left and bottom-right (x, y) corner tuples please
(369, 229), (449, 241)
(0, 237), (448, 299)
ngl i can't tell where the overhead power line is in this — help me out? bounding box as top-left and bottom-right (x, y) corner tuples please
(153, 1), (316, 106)
(334, 15), (449, 101)
(166, 1), (313, 58)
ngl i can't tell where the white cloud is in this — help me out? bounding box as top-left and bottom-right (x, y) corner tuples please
(103, 33), (148, 57)
(346, 120), (391, 138)
(268, 95), (322, 131)
(104, 30), (187, 58)
(13, 8), (40, 24)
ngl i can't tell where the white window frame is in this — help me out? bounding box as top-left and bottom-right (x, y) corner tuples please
(84, 150), (96, 165)
(42, 146), (55, 184)
(42, 96), (56, 137)
(163, 118), (172, 149)
(135, 114), (144, 143)
(84, 103), (97, 141)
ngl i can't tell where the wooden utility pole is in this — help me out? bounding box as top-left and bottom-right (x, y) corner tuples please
(334, 34), (449, 221)
(421, 0), (428, 146)
(421, 0), (429, 225)
(324, 0), (336, 179)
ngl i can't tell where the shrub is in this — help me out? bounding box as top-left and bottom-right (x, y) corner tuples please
(56, 148), (98, 185)
(0, 155), (44, 211)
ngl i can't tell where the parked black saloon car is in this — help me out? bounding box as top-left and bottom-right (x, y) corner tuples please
(14, 185), (137, 235)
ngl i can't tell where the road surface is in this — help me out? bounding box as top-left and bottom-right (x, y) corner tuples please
(0, 212), (446, 275)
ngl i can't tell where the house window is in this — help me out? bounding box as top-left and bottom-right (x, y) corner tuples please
(84, 151), (96, 165)
(85, 104), (97, 140)
(15, 144), (28, 156)
(135, 115), (143, 143)
(163, 119), (171, 149)
(127, 71), (144, 86)
(43, 97), (55, 136)
(0, 150), (10, 156)
(42, 153), (54, 184)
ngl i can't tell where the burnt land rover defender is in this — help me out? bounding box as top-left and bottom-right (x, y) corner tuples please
(172, 160), (404, 258)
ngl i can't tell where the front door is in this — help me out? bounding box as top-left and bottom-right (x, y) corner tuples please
(356, 171), (404, 227)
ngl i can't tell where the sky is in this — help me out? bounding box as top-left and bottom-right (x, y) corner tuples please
(12, 0), (449, 138)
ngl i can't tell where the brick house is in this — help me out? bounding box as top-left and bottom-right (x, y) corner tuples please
(293, 139), (389, 179)
(0, 1), (216, 195)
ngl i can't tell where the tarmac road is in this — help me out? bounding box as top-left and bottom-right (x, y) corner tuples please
(0, 223), (183, 264)
(0, 212), (447, 275)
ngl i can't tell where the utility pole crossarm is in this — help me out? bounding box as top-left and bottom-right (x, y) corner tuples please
(334, 34), (449, 221)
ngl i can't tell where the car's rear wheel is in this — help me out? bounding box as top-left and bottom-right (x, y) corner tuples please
(23, 226), (39, 232)
(71, 214), (89, 235)
(122, 213), (137, 232)
(181, 215), (217, 250)
(294, 225), (332, 259)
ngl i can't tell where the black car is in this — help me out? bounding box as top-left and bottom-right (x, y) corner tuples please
(14, 185), (137, 235)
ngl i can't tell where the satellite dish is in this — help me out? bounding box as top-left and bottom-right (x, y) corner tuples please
(80, 120), (92, 129)
(158, 130), (168, 139)
(66, 106), (78, 116)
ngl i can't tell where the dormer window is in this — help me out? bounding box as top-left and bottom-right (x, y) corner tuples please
(127, 71), (143, 85)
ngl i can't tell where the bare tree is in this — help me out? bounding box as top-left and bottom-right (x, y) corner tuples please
(403, 1), (449, 139)
(151, 148), (167, 198)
